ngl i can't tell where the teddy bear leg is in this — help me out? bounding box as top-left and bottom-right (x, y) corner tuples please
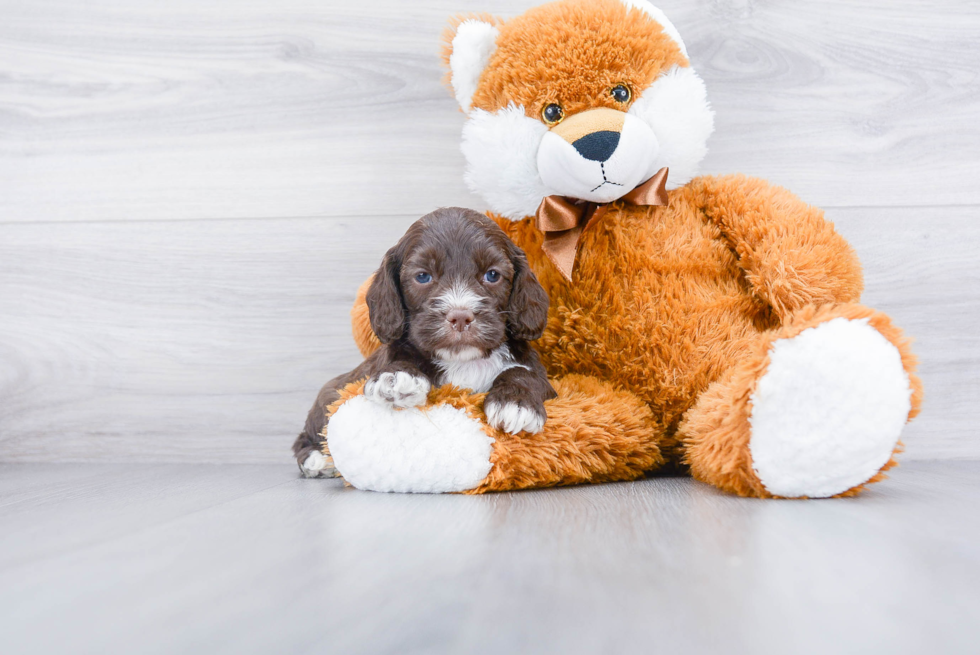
(325, 374), (666, 493)
(471, 375), (666, 493)
(679, 304), (922, 499)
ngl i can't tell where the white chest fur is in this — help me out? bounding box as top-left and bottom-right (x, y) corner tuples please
(434, 345), (526, 393)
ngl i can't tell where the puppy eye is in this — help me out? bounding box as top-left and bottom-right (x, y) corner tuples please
(415, 272), (432, 284)
(611, 84), (631, 103)
(541, 103), (564, 126)
(484, 269), (501, 283)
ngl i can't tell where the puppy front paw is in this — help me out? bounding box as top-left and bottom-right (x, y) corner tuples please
(364, 371), (431, 408)
(485, 399), (546, 435)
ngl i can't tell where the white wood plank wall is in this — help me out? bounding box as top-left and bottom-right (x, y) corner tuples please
(1, 1), (978, 462)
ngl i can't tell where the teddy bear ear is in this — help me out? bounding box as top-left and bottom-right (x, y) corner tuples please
(441, 15), (504, 113)
(618, 0), (688, 58)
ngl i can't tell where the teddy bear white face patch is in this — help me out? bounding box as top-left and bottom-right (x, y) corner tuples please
(459, 66), (714, 219)
(536, 108), (662, 204)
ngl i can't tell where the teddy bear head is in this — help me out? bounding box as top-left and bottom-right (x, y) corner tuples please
(443, 0), (714, 220)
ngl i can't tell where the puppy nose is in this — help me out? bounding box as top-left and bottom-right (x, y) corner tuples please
(573, 131), (620, 162)
(447, 309), (475, 332)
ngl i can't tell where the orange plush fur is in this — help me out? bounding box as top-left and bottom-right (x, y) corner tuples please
(338, 0), (921, 497)
(455, 0), (687, 119)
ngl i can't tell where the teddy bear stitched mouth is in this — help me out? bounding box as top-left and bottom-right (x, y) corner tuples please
(590, 161), (626, 193)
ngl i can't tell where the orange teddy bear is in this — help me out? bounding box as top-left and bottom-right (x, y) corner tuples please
(314, 0), (921, 498)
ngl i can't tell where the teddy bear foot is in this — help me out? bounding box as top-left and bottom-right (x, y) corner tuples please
(747, 316), (912, 497)
(326, 395), (494, 493)
(682, 305), (921, 499)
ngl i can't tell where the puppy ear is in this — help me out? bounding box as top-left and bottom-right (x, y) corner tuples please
(441, 14), (503, 113)
(366, 245), (406, 344)
(505, 241), (549, 341)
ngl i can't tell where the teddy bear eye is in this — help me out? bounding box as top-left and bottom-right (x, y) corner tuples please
(611, 84), (631, 103)
(542, 103), (564, 126)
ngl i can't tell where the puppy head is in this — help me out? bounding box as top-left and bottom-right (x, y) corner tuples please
(443, 0), (714, 218)
(366, 207), (549, 360)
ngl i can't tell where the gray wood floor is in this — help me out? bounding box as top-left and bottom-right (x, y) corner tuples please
(1, 460), (978, 655)
(1, 0), (979, 462)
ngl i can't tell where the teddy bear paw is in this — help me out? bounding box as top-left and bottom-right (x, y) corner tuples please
(748, 317), (913, 498)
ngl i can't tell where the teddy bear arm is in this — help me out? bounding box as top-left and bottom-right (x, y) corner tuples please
(695, 175), (864, 319)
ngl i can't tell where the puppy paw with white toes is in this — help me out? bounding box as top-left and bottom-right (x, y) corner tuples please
(300, 450), (340, 478)
(364, 371), (431, 408)
(485, 399), (546, 434)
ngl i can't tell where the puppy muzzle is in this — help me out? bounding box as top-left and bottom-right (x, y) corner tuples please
(537, 108), (661, 203)
(429, 280), (502, 356)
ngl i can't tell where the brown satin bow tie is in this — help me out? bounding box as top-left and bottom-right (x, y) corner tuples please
(535, 166), (670, 281)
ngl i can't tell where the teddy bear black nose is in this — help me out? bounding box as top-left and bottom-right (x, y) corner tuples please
(572, 130), (621, 162)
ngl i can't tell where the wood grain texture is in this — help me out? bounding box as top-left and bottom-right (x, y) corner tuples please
(1, 461), (978, 654)
(830, 205), (980, 458)
(0, 207), (976, 462)
(0, 215), (414, 462)
(1, 0), (979, 223)
(0, 0), (978, 462)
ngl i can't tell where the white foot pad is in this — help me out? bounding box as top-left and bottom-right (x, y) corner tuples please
(749, 317), (912, 498)
(326, 396), (494, 493)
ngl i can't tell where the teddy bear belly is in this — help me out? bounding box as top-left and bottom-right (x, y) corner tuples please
(542, 288), (768, 430)
(536, 211), (776, 435)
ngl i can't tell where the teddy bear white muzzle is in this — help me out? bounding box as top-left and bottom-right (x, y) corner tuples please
(537, 108), (661, 203)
